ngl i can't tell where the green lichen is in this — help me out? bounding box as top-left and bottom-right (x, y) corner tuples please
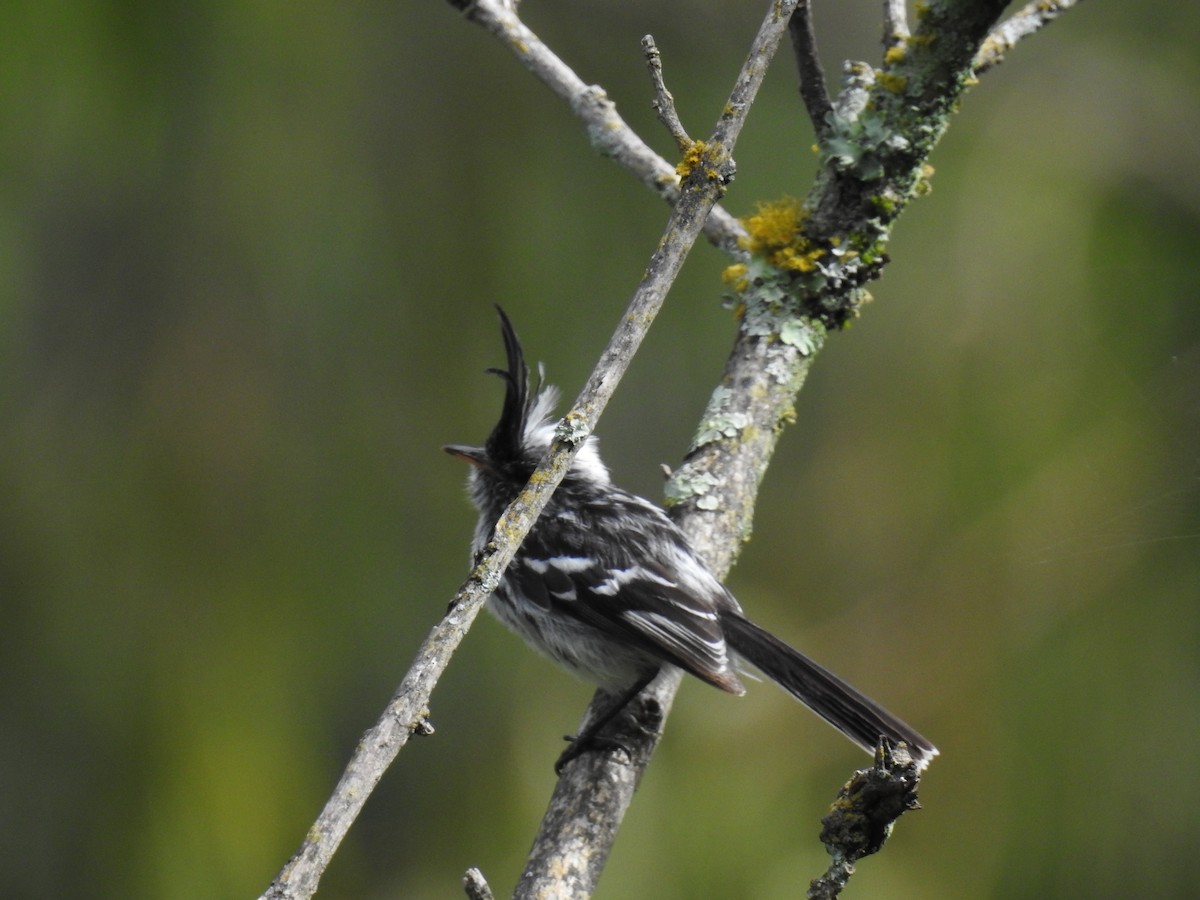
(869, 193), (899, 217)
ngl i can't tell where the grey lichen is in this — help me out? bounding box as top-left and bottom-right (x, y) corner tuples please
(663, 468), (723, 510)
(689, 385), (752, 452)
(554, 412), (592, 446)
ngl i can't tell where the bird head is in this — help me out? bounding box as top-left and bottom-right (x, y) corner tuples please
(444, 307), (610, 516)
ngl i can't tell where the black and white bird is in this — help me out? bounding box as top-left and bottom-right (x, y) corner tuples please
(445, 308), (937, 772)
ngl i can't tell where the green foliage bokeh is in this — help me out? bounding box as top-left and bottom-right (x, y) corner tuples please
(2, 2), (1198, 898)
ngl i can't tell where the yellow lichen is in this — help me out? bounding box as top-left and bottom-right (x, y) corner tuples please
(884, 45), (906, 65)
(742, 197), (804, 252)
(915, 163), (936, 196)
(675, 140), (708, 179)
(878, 72), (908, 93)
(738, 197), (824, 273)
(721, 263), (750, 293)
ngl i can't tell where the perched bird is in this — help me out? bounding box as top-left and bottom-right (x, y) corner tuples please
(445, 307), (937, 772)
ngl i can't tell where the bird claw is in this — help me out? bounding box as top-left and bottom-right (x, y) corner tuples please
(554, 732), (632, 775)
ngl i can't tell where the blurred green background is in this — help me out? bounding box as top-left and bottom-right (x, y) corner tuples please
(2, 2), (1198, 898)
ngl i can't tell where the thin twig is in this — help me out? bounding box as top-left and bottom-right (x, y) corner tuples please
(788, 1), (833, 139)
(974, 0), (1086, 74)
(463, 868), (495, 900)
(447, 0), (746, 257)
(883, 0), (910, 48)
(259, 265), (677, 897)
(257, 554), (527, 898)
(642, 34), (692, 151)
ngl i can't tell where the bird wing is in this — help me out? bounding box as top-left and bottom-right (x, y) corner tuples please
(513, 491), (745, 694)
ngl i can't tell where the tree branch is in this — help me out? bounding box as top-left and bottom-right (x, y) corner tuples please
(463, 867), (494, 900)
(974, 0), (1088, 75)
(643, 34), (693, 151)
(883, 0), (910, 48)
(789, 1), (834, 139)
(446, 0), (747, 257)
(806, 739), (925, 899)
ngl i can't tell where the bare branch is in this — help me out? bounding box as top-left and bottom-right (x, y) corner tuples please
(788, 1), (833, 139)
(258, 566), (499, 899)
(974, 0), (1086, 74)
(514, 674), (678, 897)
(642, 34), (692, 151)
(447, 0), (746, 256)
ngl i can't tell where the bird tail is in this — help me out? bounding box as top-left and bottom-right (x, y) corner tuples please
(721, 612), (939, 770)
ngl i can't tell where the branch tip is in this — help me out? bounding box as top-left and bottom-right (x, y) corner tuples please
(788, 1), (833, 139)
(807, 737), (927, 898)
(974, 0), (1084, 75)
(883, 0), (910, 47)
(464, 868), (495, 900)
(642, 34), (693, 151)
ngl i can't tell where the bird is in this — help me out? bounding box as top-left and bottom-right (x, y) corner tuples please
(444, 307), (938, 773)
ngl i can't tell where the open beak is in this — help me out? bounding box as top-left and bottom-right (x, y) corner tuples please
(443, 444), (490, 469)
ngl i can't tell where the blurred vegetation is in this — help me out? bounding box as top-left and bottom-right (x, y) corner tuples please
(2, 2), (1198, 898)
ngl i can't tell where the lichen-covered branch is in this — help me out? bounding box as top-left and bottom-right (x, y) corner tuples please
(513, 673), (679, 898)
(509, 0), (1087, 894)
(807, 739), (926, 899)
(672, 0), (1058, 572)
(481, 1), (1087, 895)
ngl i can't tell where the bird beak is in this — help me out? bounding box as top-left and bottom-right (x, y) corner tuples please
(443, 444), (490, 469)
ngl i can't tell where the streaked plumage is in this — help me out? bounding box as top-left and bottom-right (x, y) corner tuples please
(445, 307), (937, 770)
